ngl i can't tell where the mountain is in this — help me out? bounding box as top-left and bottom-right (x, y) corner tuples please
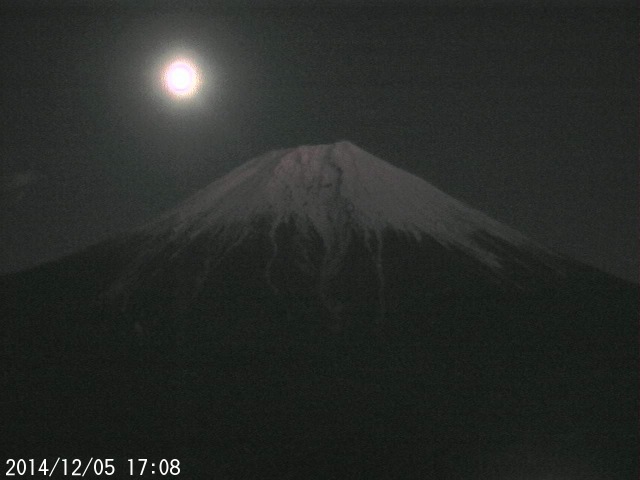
(106, 141), (559, 313)
(1, 142), (637, 478)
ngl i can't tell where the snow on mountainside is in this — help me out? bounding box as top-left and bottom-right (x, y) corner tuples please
(106, 141), (562, 306)
(142, 141), (549, 261)
(143, 142), (552, 255)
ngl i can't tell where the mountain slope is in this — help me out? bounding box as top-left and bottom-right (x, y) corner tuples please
(104, 141), (564, 331)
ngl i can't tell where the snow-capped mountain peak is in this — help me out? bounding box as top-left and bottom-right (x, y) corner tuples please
(142, 141), (539, 270)
(105, 141), (565, 319)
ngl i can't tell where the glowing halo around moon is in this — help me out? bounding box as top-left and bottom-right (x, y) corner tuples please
(163, 59), (200, 98)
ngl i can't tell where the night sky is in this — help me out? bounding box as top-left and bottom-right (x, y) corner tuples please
(1, 1), (637, 281)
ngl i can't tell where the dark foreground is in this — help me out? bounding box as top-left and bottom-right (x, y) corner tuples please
(1, 244), (637, 479)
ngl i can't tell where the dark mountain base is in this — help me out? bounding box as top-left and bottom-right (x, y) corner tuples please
(1, 231), (637, 479)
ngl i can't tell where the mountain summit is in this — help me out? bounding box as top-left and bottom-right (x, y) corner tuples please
(139, 141), (546, 267)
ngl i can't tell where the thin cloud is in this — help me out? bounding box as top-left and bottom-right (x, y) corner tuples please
(0, 170), (45, 201)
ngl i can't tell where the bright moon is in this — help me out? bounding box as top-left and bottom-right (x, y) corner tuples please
(163, 60), (199, 98)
